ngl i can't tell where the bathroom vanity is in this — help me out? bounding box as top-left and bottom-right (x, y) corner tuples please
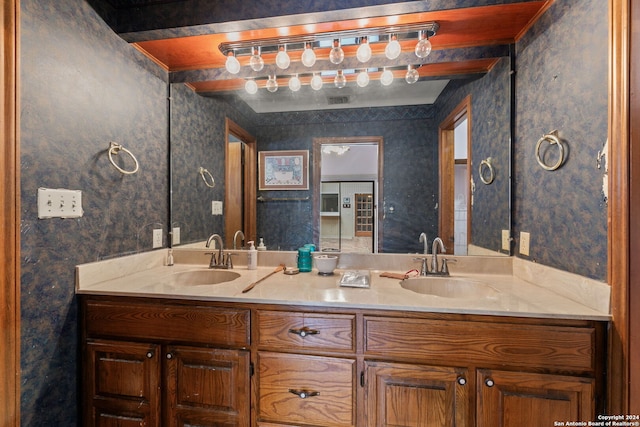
(77, 251), (609, 426)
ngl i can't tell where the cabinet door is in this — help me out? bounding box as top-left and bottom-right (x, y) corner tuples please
(84, 339), (161, 427)
(477, 369), (595, 427)
(165, 345), (250, 427)
(257, 352), (356, 427)
(364, 361), (469, 427)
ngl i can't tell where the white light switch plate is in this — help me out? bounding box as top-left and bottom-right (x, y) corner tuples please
(37, 188), (83, 219)
(153, 229), (163, 248)
(501, 230), (510, 251)
(172, 227), (180, 245)
(519, 231), (530, 256)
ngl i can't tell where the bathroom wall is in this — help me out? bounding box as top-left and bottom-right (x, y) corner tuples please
(513, 0), (608, 280)
(20, 0), (169, 424)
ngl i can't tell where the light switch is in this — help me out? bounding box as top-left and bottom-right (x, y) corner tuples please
(37, 188), (83, 219)
(212, 201), (223, 215)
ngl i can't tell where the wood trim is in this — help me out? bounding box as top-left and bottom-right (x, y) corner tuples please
(312, 136), (383, 252)
(0, 0), (20, 424)
(607, 0), (630, 414)
(439, 95), (471, 254)
(225, 118), (257, 244)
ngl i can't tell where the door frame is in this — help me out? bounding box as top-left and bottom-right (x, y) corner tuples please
(313, 137), (383, 252)
(224, 118), (257, 245)
(438, 96), (472, 255)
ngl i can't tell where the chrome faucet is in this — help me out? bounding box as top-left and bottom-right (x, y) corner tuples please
(233, 230), (245, 250)
(205, 233), (233, 269)
(419, 232), (428, 254)
(430, 237), (447, 275)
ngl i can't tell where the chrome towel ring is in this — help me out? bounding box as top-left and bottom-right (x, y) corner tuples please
(108, 142), (139, 175)
(535, 131), (564, 171)
(478, 157), (495, 185)
(199, 167), (215, 188)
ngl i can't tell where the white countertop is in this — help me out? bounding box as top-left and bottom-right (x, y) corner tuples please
(76, 249), (611, 321)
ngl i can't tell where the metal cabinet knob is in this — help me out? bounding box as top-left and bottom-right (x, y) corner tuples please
(485, 378), (494, 387)
(457, 377), (467, 385)
(146, 351), (154, 359)
(166, 353), (173, 360)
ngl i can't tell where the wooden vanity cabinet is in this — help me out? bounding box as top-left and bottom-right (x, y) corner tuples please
(81, 296), (251, 427)
(254, 309), (357, 427)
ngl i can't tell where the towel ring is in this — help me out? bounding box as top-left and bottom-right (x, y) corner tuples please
(108, 142), (139, 175)
(199, 167), (215, 188)
(478, 157), (495, 185)
(535, 131), (564, 171)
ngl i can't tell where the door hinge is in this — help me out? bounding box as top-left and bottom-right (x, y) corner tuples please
(250, 362), (254, 377)
(360, 371), (365, 387)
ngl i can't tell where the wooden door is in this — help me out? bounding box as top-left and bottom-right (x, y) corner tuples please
(84, 339), (161, 427)
(364, 361), (470, 427)
(225, 141), (244, 249)
(477, 369), (594, 427)
(165, 345), (250, 427)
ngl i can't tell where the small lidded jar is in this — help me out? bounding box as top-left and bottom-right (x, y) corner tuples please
(297, 247), (312, 272)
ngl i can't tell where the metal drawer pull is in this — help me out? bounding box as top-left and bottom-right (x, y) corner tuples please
(288, 326), (320, 337)
(289, 389), (320, 399)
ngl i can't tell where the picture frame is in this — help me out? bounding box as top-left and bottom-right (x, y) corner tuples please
(258, 150), (309, 190)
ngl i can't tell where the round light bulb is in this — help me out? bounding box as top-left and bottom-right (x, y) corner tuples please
(275, 46), (290, 69)
(385, 35), (401, 60)
(225, 52), (241, 74)
(329, 39), (344, 65)
(334, 71), (347, 88)
(415, 34), (432, 59)
(405, 66), (419, 84)
(289, 75), (301, 92)
(249, 47), (264, 71)
(356, 70), (370, 87)
(301, 43), (316, 67)
(266, 75), (278, 92)
(310, 74), (323, 91)
(245, 79), (258, 94)
(356, 38), (372, 63)
(380, 68), (394, 86)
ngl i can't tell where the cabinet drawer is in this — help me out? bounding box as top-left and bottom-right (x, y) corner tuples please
(257, 352), (356, 427)
(256, 310), (355, 352)
(84, 299), (250, 347)
(364, 317), (596, 372)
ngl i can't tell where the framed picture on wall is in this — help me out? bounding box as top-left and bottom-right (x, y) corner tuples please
(259, 150), (309, 190)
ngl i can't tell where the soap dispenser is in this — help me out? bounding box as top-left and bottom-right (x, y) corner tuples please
(247, 241), (257, 270)
(257, 238), (267, 251)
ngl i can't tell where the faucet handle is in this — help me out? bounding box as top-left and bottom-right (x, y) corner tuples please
(440, 258), (457, 275)
(413, 257), (429, 276)
(224, 252), (235, 269)
(204, 251), (217, 267)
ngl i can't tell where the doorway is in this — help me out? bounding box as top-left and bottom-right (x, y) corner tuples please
(224, 118), (256, 249)
(313, 137), (383, 253)
(439, 96), (472, 255)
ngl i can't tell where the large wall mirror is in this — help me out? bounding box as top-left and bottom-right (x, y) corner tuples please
(164, 2), (565, 256)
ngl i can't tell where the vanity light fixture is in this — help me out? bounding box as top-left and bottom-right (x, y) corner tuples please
(225, 51), (241, 74)
(380, 68), (394, 86)
(356, 36), (372, 63)
(289, 74), (302, 91)
(310, 73), (323, 90)
(266, 75), (278, 92)
(275, 45), (291, 69)
(245, 78), (258, 94)
(405, 65), (419, 84)
(249, 46), (264, 71)
(301, 42), (317, 67)
(329, 39), (345, 65)
(356, 69), (370, 87)
(415, 30), (432, 59)
(334, 70), (347, 88)
(385, 34), (401, 59)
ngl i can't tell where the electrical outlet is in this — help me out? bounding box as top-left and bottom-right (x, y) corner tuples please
(519, 231), (530, 256)
(501, 230), (510, 251)
(172, 227), (180, 245)
(211, 201), (223, 215)
(37, 188), (83, 219)
(153, 229), (163, 248)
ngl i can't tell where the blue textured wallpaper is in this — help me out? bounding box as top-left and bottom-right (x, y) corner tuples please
(513, 0), (608, 280)
(20, 0), (168, 424)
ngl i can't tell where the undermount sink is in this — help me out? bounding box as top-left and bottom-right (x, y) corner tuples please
(401, 277), (499, 299)
(171, 269), (240, 285)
